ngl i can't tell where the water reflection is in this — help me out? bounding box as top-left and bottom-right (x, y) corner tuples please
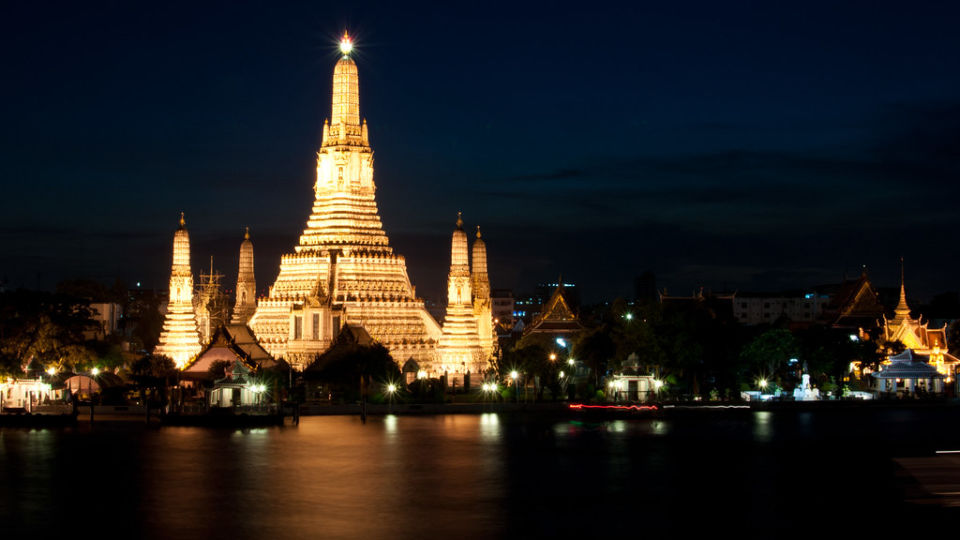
(1, 409), (957, 536)
(479, 412), (499, 442)
(384, 413), (398, 435)
(754, 410), (773, 442)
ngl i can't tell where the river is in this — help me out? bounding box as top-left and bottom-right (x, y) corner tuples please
(1, 408), (958, 537)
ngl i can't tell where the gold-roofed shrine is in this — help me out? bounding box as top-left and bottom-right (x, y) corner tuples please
(881, 270), (958, 379)
(524, 281), (584, 336)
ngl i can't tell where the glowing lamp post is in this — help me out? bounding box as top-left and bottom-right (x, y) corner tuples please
(510, 371), (519, 403)
(385, 383), (397, 412)
(653, 379), (663, 401)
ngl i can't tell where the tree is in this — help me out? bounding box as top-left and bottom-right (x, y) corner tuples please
(574, 326), (616, 387)
(947, 320), (960, 356)
(131, 354), (177, 412)
(304, 340), (400, 402)
(739, 328), (799, 385)
(0, 289), (97, 375)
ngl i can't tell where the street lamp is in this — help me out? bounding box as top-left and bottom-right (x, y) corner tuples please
(653, 378), (663, 400)
(510, 371), (519, 403)
(549, 353), (557, 361)
(759, 378), (768, 391)
(385, 383), (397, 412)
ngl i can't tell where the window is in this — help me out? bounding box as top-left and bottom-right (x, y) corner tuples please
(312, 313), (320, 339)
(294, 316), (303, 340)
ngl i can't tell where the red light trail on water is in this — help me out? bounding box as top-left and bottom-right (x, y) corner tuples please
(569, 404), (658, 411)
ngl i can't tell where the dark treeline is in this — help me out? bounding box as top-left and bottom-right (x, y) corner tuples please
(497, 297), (909, 401)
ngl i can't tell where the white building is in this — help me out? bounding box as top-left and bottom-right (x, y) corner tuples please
(732, 292), (831, 325)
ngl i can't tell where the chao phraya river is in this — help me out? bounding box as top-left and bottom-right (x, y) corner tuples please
(2, 408), (959, 537)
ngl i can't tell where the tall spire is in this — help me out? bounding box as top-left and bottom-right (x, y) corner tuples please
(438, 213), (484, 380)
(330, 31), (360, 129)
(895, 257), (910, 319)
(470, 224), (494, 360)
(155, 213), (202, 368)
(250, 42), (442, 370)
(450, 212), (469, 272)
(232, 227), (257, 325)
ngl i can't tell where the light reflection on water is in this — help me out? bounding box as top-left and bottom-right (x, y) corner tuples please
(1, 409), (956, 537)
(754, 410), (773, 442)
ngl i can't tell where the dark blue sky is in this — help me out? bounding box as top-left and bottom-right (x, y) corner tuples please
(3, 1), (959, 303)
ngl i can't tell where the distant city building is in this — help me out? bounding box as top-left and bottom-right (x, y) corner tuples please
(633, 271), (657, 304)
(732, 291), (831, 325)
(88, 302), (122, 339)
(491, 288), (514, 325)
(155, 213), (202, 368)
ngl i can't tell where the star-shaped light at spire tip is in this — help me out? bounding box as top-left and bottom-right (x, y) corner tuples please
(339, 31), (353, 56)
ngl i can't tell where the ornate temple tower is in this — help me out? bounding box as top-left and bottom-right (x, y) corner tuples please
(231, 227), (257, 324)
(249, 33), (442, 369)
(155, 213), (202, 368)
(471, 226), (496, 360)
(437, 213), (485, 381)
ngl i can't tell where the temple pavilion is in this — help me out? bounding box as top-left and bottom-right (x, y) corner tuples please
(879, 268), (958, 382)
(523, 282), (584, 338)
(249, 33), (441, 369)
(181, 324), (279, 382)
(872, 349), (947, 397)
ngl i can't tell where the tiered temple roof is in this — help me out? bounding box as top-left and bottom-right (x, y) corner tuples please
(438, 213), (485, 378)
(155, 213), (202, 368)
(525, 281), (584, 335)
(818, 271), (885, 330)
(249, 33), (441, 369)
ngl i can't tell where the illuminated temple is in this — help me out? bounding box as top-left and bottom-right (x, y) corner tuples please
(471, 226), (496, 360)
(155, 213), (203, 367)
(437, 214), (485, 380)
(881, 269), (958, 376)
(231, 227), (256, 325)
(249, 33), (442, 369)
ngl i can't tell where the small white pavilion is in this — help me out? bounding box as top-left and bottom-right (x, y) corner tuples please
(871, 349), (946, 397)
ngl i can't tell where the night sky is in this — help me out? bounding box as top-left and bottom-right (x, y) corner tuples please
(3, 1), (959, 304)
